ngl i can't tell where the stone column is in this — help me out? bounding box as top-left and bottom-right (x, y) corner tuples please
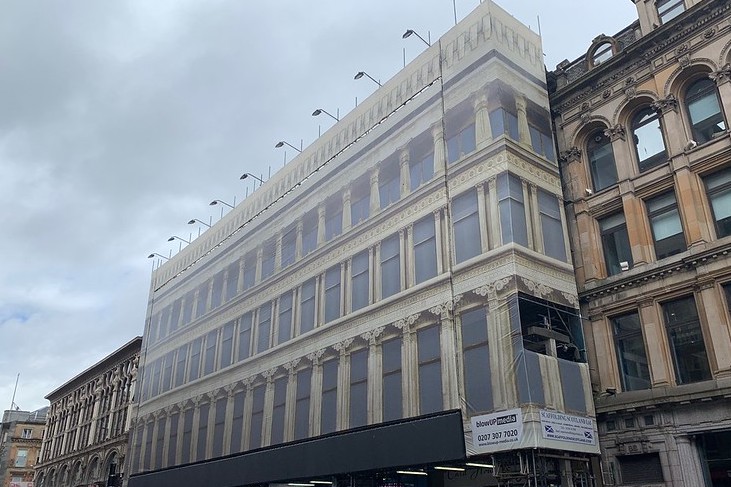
(255, 248), (263, 283)
(697, 281), (731, 377)
(474, 94), (492, 149)
(87, 386), (102, 446)
(433, 210), (444, 274)
(189, 396), (202, 460)
(526, 181), (540, 252)
(261, 369), (276, 447)
(362, 327), (385, 424)
(432, 122), (446, 177)
(476, 183), (489, 251)
(295, 220), (304, 259)
(487, 177), (501, 248)
(430, 300), (460, 410)
(283, 360), (300, 442)
(589, 314), (620, 392)
(622, 192), (653, 266)
(639, 299), (673, 386)
(237, 256), (245, 293)
(396, 316), (419, 417)
(399, 147), (410, 198)
(674, 167), (711, 246)
(241, 379), (254, 452)
(483, 285), (517, 409)
(369, 168), (380, 214)
(274, 232), (282, 271)
(222, 386), (235, 456)
(342, 188), (352, 232)
(307, 350), (325, 436)
(373, 242), (382, 302)
(674, 436), (705, 487)
(405, 226), (414, 288)
(335, 339), (353, 430)
(317, 204), (326, 245)
(515, 94), (531, 148)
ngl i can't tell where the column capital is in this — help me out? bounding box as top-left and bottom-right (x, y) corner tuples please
(262, 367), (278, 382)
(284, 359), (301, 375)
(604, 124), (626, 141)
(559, 146), (582, 163)
(307, 348), (326, 365)
(429, 295), (463, 320)
(473, 277), (511, 301)
(333, 338), (354, 356)
(651, 94), (678, 114)
(394, 313), (421, 333)
(710, 64), (731, 85)
(361, 326), (385, 346)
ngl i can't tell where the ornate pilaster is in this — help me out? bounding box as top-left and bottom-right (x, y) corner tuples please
(474, 94), (492, 148)
(317, 204), (326, 245)
(369, 168), (380, 214)
(362, 326), (385, 424)
(515, 94), (531, 147)
(558, 147), (582, 164)
(395, 314), (420, 417)
(432, 122), (446, 176)
(342, 188), (352, 231)
(399, 147), (410, 198)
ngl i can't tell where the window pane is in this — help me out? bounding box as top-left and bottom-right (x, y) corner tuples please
(281, 228), (297, 268)
(349, 349), (368, 428)
(351, 251), (370, 311)
(599, 213), (633, 275)
(257, 303), (272, 353)
(414, 217), (437, 284)
(174, 344), (188, 388)
(662, 296), (711, 384)
(381, 234), (401, 298)
(278, 292), (293, 344)
(647, 192), (685, 259)
(212, 397), (227, 458)
(453, 190), (482, 263)
(321, 359), (338, 434)
(203, 330), (217, 376)
(300, 279), (316, 334)
(633, 108), (667, 171)
(687, 78), (726, 144)
(195, 282), (209, 318)
(612, 312), (651, 391)
(188, 338), (202, 382)
(225, 261), (240, 302)
(587, 131), (618, 191)
(294, 369), (311, 440)
(237, 313), (252, 361)
(324, 266), (341, 323)
(539, 189), (566, 261)
(210, 271), (224, 309)
(219, 321), (234, 369)
(418, 326), (442, 414)
(461, 309), (492, 413)
(271, 377), (288, 445)
(249, 385), (265, 449)
(196, 402), (209, 461)
(230, 391), (244, 453)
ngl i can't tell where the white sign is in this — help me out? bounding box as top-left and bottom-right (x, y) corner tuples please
(471, 409), (523, 453)
(539, 410), (596, 446)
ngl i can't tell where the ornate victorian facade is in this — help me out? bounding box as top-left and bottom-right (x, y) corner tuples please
(0, 408), (47, 487)
(129, 3), (601, 487)
(550, 0), (731, 485)
(35, 338), (141, 487)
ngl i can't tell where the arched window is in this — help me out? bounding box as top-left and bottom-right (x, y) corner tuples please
(632, 107), (667, 172)
(686, 78), (726, 144)
(587, 130), (618, 191)
(592, 42), (614, 66)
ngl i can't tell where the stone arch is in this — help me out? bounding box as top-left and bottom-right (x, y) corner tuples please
(586, 35), (620, 69)
(569, 116), (612, 147)
(612, 91), (660, 127)
(47, 468), (57, 487)
(58, 463), (70, 487)
(718, 36), (731, 67)
(85, 455), (102, 484)
(103, 449), (121, 480)
(664, 59), (719, 97)
(35, 471), (46, 487)
(71, 459), (85, 486)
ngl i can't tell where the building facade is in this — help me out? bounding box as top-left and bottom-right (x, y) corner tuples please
(550, 0), (731, 485)
(0, 408), (47, 487)
(35, 337), (141, 487)
(129, 3), (602, 487)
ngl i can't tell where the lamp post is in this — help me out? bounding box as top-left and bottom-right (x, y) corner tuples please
(354, 71), (382, 87)
(240, 173), (265, 184)
(312, 108), (339, 122)
(402, 29), (430, 47)
(147, 253), (169, 260)
(187, 218), (211, 228)
(209, 199), (234, 209)
(275, 141), (301, 153)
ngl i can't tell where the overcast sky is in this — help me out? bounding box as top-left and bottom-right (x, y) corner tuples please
(0, 0), (637, 412)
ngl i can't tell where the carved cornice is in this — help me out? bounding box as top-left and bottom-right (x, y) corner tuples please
(520, 277), (554, 300)
(394, 313), (421, 333)
(333, 338), (354, 354)
(284, 358), (301, 374)
(306, 348), (326, 365)
(428, 295), (463, 319)
(473, 277), (511, 300)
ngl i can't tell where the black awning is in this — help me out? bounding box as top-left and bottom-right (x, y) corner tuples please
(128, 409), (465, 487)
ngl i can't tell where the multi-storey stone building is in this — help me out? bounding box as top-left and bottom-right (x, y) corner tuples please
(129, 2), (603, 486)
(550, 0), (731, 485)
(0, 408), (47, 487)
(35, 337), (141, 487)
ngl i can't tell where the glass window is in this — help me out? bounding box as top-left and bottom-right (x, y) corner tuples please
(174, 344), (188, 388)
(229, 391), (244, 453)
(203, 330), (217, 376)
(381, 234), (401, 299)
(325, 198), (343, 241)
(658, 0), (685, 24)
(410, 151), (434, 190)
(324, 265), (341, 323)
(157, 306), (171, 341)
(379, 162), (400, 208)
(256, 303), (272, 353)
(418, 326), (442, 414)
(447, 123), (476, 163)
(294, 369), (312, 440)
(497, 173), (529, 246)
(414, 217), (438, 284)
(237, 312), (252, 361)
(143, 422), (153, 470)
(349, 349), (368, 428)
(15, 449), (27, 467)
(271, 376), (288, 445)
(219, 321), (235, 369)
(188, 338), (202, 382)
(592, 42), (613, 65)
(490, 108), (519, 140)
(351, 250), (370, 312)
(180, 409), (193, 464)
(599, 212), (633, 276)
(170, 298), (182, 333)
(300, 279), (316, 334)
(212, 397), (227, 458)
(382, 337), (402, 421)
(196, 402), (209, 461)
(704, 167), (731, 238)
(632, 107), (667, 172)
(662, 296), (711, 384)
(686, 78), (726, 144)
(351, 177), (370, 226)
(646, 191), (686, 259)
(529, 125), (556, 161)
(224, 261), (240, 302)
(21, 429), (32, 439)
(261, 243), (275, 280)
(195, 283), (209, 319)
(167, 412), (179, 466)
(453, 189), (482, 263)
(461, 308), (492, 414)
(249, 385), (265, 449)
(302, 211), (318, 256)
(587, 130), (618, 191)
(612, 312), (651, 391)
(161, 351), (174, 393)
(210, 271), (224, 310)
(281, 227), (297, 268)
(243, 253), (256, 290)
(278, 292), (293, 345)
(321, 359), (338, 434)
(539, 189), (567, 261)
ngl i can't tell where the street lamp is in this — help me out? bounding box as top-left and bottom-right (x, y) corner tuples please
(354, 71), (382, 87)
(167, 235), (191, 244)
(240, 173), (265, 184)
(402, 29), (430, 47)
(147, 253), (169, 260)
(209, 199), (234, 209)
(312, 108), (339, 122)
(275, 141), (302, 153)
(187, 218), (211, 228)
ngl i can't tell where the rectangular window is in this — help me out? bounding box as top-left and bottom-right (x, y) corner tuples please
(452, 189), (482, 263)
(219, 321), (235, 369)
(212, 397), (227, 458)
(704, 167), (731, 238)
(461, 308), (492, 414)
(538, 189), (566, 261)
(161, 351), (174, 393)
(662, 296), (711, 384)
(196, 402), (209, 461)
(257, 303), (272, 353)
(281, 226), (297, 268)
(418, 326), (443, 414)
(237, 312), (252, 361)
(174, 344), (188, 388)
(302, 211), (318, 256)
(150, 358), (161, 399)
(410, 151), (434, 190)
(447, 123), (476, 164)
(210, 271), (224, 310)
(325, 199), (343, 241)
(158, 306), (171, 341)
(261, 242), (275, 280)
(497, 173), (529, 247)
(143, 422), (153, 470)
(351, 250), (370, 311)
(381, 234), (401, 299)
(529, 126), (556, 161)
(382, 337), (402, 421)
(647, 191), (686, 259)
(154, 416), (165, 469)
(243, 253), (257, 290)
(324, 265), (341, 323)
(170, 298), (182, 333)
(14, 449), (27, 467)
(21, 429), (32, 439)
(224, 261), (240, 302)
(195, 282), (209, 319)
(414, 217), (438, 284)
(658, 0), (685, 23)
(203, 330), (217, 376)
(351, 181), (370, 226)
(230, 391), (244, 453)
(278, 292), (293, 344)
(612, 312), (651, 391)
(180, 409), (193, 464)
(300, 279), (316, 334)
(349, 349), (368, 428)
(249, 385), (265, 449)
(599, 213), (633, 276)
(167, 413), (179, 466)
(294, 369), (312, 440)
(271, 377), (288, 445)
(188, 338), (202, 382)
(181, 290), (195, 326)
(489, 108), (519, 141)
(379, 162), (400, 208)
(321, 358), (338, 434)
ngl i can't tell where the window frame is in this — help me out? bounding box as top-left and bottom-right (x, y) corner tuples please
(662, 295), (712, 385)
(645, 190), (686, 260)
(631, 106), (668, 173)
(657, 0), (685, 24)
(599, 212), (633, 276)
(586, 130), (619, 192)
(685, 77), (726, 144)
(611, 311), (651, 392)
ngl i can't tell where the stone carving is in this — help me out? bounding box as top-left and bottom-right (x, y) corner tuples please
(710, 64), (731, 85)
(651, 94), (678, 114)
(284, 358), (301, 373)
(602, 89), (611, 99)
(394, 313), (421, 332)
(604, 124), (626, 141)
(428, 295), (463, 319)
(306, 348), (326, 364)
(704, 28), (716, 39)
(561, 292), (580, 307)
(558, 147), (582, 163)
(333, 338), (354, 354)
(473, 277), (511, 300)
(262, 367), (278, 380)
(521, 277), (553, 299)
(361, 326), (385, 345)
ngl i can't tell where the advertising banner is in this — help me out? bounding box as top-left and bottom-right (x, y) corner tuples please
(539, 410), (596, 446)
(470, 409), (523, 453)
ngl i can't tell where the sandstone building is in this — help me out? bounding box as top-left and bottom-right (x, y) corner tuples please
(0, 408), (47, 487)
